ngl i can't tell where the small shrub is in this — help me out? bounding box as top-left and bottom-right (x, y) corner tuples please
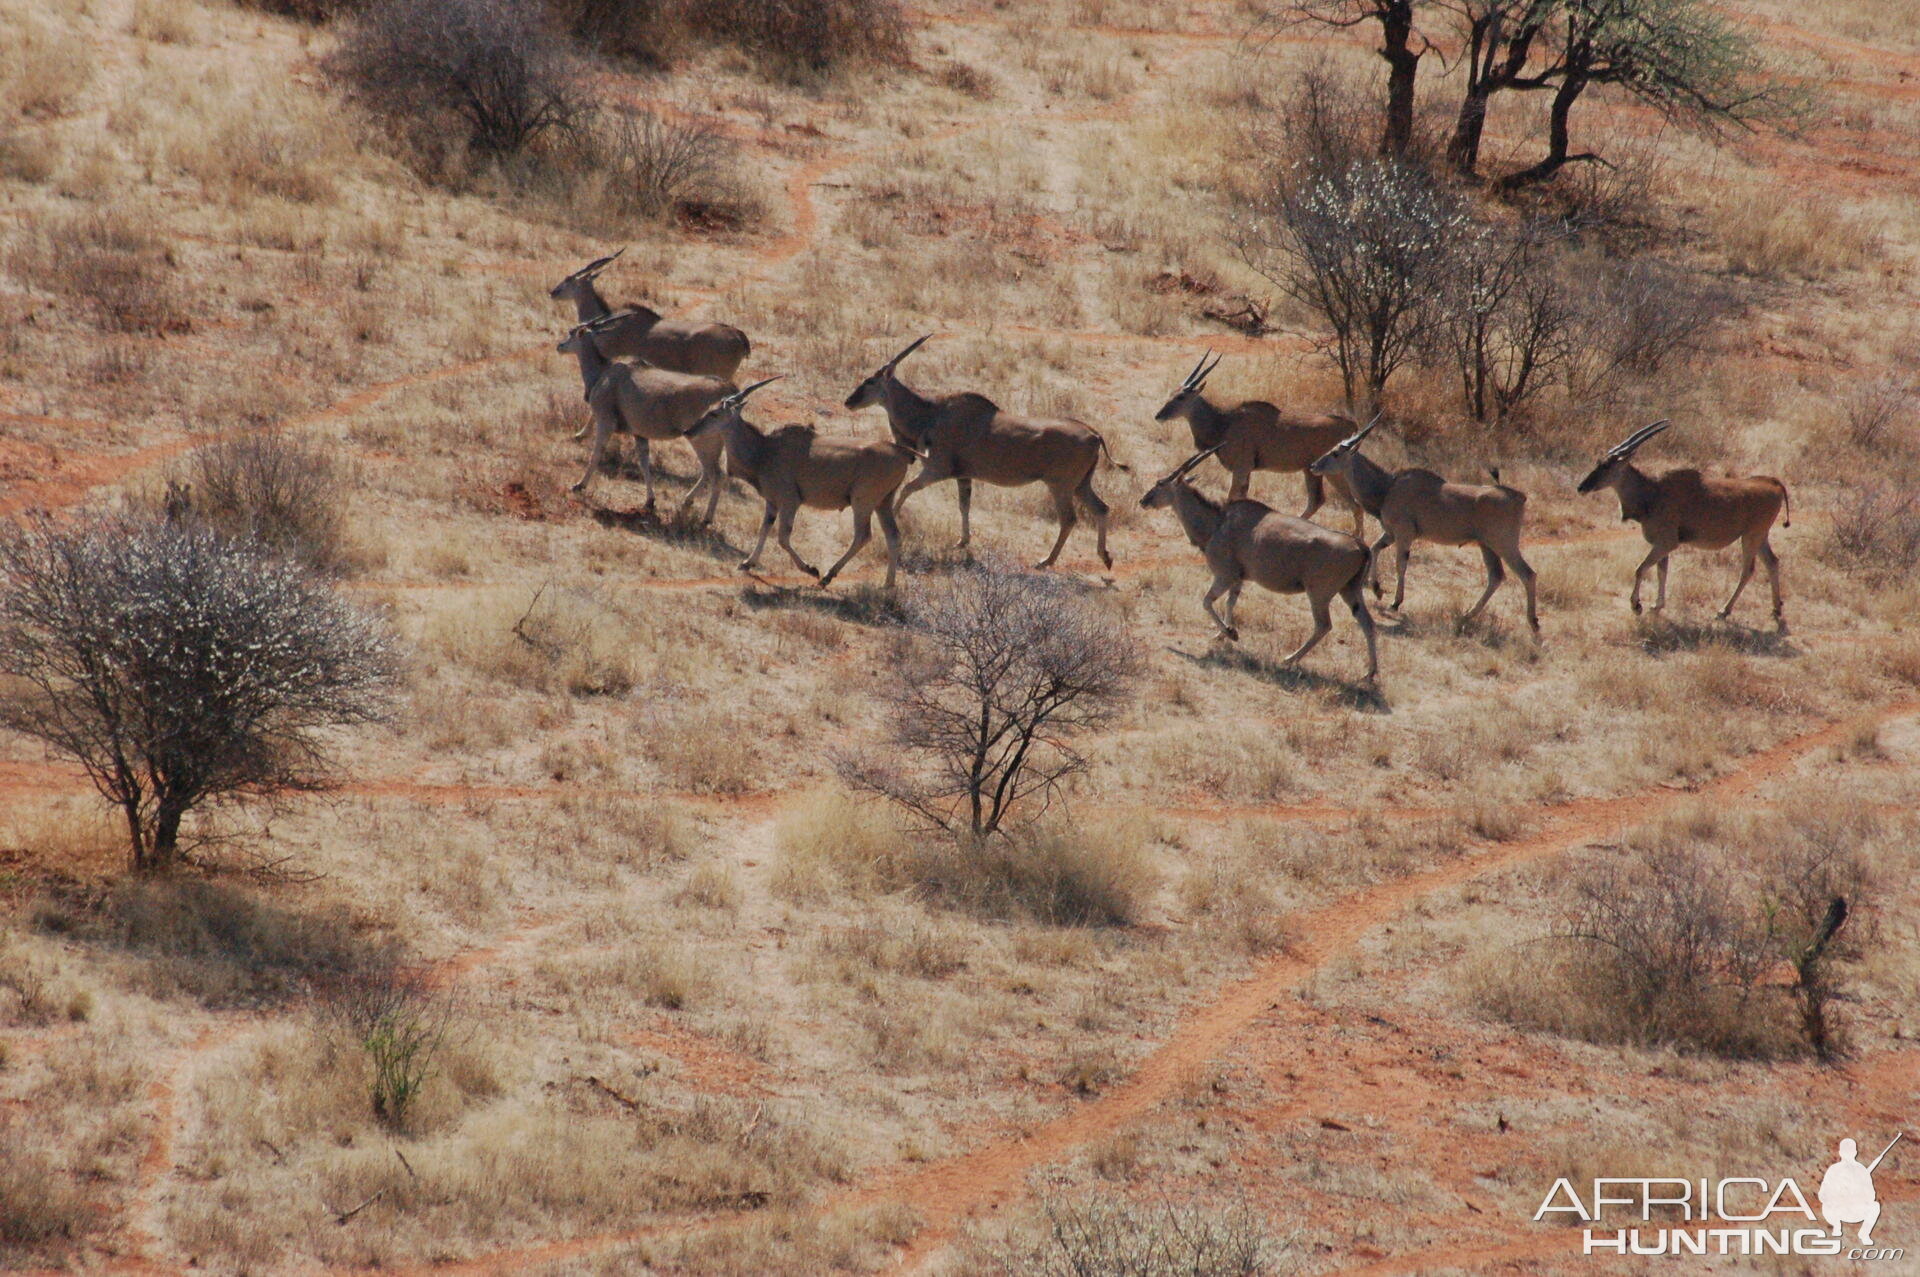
(0, 17), (95, 120)
(583, 107), (752, 227)
(329, 0), (593, 160)
(1829, 484), (1920, 578)
(150, 433), (353, 576)
(905, 822), (1155, 927)
(0, 1144), (92, 1248)
(1471, 807), (1874, 1060)
(9, 208), (188, 334)
(936, 60), (996, 99)
(976, 1194), (1274, 1277)
(1840, 375), (1915, 451)
(675, 0), (909, 76)
(321, 964), (450, 1131)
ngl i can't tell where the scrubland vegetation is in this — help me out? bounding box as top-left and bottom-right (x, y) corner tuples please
(2, 0), (1919, 1271)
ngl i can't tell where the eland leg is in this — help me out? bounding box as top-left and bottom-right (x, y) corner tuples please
(1204, 577), (1239, 642)
(741, 502), (775, 572)
(821, 505), (874, 588)
(1760, 539), (1786, 631)
(1463, 545), (1506, 626)
(1284, 593), (1335, 666)
(774, 504), (818, 579)
(1629, 545), (1667, 614)
(1035, 483), (1078, 570)
(1718, 536), (1761, 620)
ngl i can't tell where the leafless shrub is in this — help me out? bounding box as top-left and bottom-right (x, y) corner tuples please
(1566, 256), (1730, 405)
(9, 208), (188, 335)
(148, 433), (353, 577)
(590, 108), (741, 224)
(0, 1140), (92, 1249)
(1477, 809), (1875, 1060)
(552, 0), (678, 64)
(1557, 848), (1777, 1054)
(937, 60), (997, 99)
(1829, 484), (1920, 578)
(329, 0), (593, 160)
(1431, 221), (1578, 423)
(231, 0), (363, 17)
(0, 516), (399, 872)
(839, 565), (1138, 840)
(676, 0), (910, 76)
(1840, 375), (1915, 451)
(976, 1194), (1276, 1276)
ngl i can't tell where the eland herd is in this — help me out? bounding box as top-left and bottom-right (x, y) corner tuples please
(551, 252), (1793, 685)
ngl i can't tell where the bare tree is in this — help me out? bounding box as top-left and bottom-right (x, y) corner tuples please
(1565, 255), (1728, 405)
(1263, 0), (1430, 159)
(840, 567), (1137, 840)
(1431, 220), (1577, 421)
(1238, 156), (1466, 409)
(329, 0), (592, 159)
(0, 516), (399, 872)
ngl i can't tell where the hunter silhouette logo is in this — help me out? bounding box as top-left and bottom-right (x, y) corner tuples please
(1821, 1134), (1900, 1245)
(1534, 1131), (1907, 1259)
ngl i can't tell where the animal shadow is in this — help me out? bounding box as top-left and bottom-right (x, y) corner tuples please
(1171, 644), (1391, 713)
(586, 504), (743, 559)
(741, 582), (906, 628)
(1635, 616), (1797, 658)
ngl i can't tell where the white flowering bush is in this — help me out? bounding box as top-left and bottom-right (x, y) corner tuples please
(0, 515), (399, 871)
(1238, 157), (1467, 408)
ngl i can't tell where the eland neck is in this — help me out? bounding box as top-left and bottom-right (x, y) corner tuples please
(1610, 461), (1660, 523)
(1339, 449), (1396, 516)
(1168, 480), (1224, 549)
(568, 278), (613, 325)
(880, 374), (940, 445)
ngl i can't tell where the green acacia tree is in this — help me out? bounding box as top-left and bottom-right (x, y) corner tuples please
(1494, 0), (1805, 189)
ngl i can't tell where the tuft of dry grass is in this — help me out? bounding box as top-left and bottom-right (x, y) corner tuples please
(1712, 186), (1880, 278)
(0, 13), (94, 121)
(7, 206), (189, 334)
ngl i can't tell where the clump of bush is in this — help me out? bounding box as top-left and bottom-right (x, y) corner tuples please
(7, 208), (188, 335)
(0, 514), (398, 872)
(1466, 805), (1875, 1060)
(328, 0), (592, 163)
(973, 1194), (1275, 1277)
(675, 0), (909, 77)
(147, 433), (355, 577)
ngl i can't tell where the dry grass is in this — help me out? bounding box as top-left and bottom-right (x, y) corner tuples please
(1711, 185), (1880, 278)
(4, 0), (1920, 1269)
